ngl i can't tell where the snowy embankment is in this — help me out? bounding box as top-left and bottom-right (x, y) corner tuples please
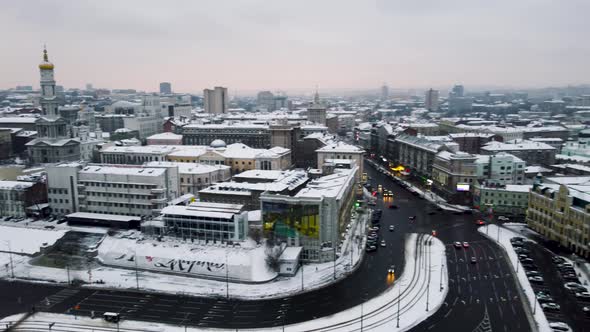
(0, 225), (66, 255)
(1, 233), (448, 332)
(0, 211), (367, 300)
(478, 224), (551, 332)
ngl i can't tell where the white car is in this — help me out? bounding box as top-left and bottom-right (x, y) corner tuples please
(453, 241), (462, 248)
(549, 322), (572, 332)
(528, 276), (544, 283)
(389, 225), (395, 231)
(380, 240), (386, 247)
(575, 292), (590, 299)
(498, 216), (510, 221)
(541, 303), (560, 311)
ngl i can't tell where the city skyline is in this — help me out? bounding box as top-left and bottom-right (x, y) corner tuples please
(1, 0), (590, 93)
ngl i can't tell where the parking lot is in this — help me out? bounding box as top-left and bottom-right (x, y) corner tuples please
(510, 237), (590, 332)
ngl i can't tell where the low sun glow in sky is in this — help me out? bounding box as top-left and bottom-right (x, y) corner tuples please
(1, 0), (589, 93)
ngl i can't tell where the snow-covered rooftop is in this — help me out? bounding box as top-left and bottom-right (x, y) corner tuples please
(482, 140), (556, 151)
(146, 132), (183, 140)
(144, 161), (230, 174)
(316, 141), (364, 154)
(0, 180), (34, 190)
(80, 165), (167, 177)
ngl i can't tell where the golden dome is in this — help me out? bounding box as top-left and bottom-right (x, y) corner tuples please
(38, 47), (54, 70)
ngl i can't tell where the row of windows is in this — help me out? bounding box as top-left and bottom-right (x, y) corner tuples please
(87, 201), (151, 208)
(48, 188), (68, 194)
(48, 198), (69, 204)
(86, 191), (153, 199)
(80, 181), (156, 189)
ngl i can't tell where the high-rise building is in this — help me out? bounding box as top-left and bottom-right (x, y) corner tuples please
(160, 82), (172, 94)
(203, 87), (229, 114)
(381, 84), (389, 100)
(257, 91), (275, 111)
(85, 83), (93, 91)
(450, 85), (464, 98)
(424, 89), (439, 111)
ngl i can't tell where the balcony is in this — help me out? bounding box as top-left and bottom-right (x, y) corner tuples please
(151, 188), (165, 194)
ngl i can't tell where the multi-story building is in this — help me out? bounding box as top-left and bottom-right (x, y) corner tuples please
(161, 202), (248, 242)
(424, 89), (439, 111)
(316, 141), (365, 181)
(145, 161), (231, 196)
(474, 152), (526, 186)
(257, 91), (275, 111)
(159, 82), (172, 94)
(203, 87), (228, 114)
(182, 123), (270, 148)
(481, 140), (556, 166)
(47, 163), (179, 217)
(561, 129), (590, 158)
(199, 169), (308, 210)
(527, 178), (590, 259)
(100, 145), (175, 164)
(307, 92), (327, 126)
(473, 184), (531, 216)
(0, 180), (47, 218)
(392, 134), (458, 179)
(449, 133), (500, 154)
(260, 167), (357, 263)
(431, 151), (478, 204)
(146, 132), (183, 145)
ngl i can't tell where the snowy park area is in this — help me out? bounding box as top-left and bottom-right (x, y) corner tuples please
(1, 233), (448, 332)
(0, 225), (67, 255)
(478, 224), (551, 332)
(0, 209), (368, 299)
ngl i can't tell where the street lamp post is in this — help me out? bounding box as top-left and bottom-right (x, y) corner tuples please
(3, 241), (14, 278)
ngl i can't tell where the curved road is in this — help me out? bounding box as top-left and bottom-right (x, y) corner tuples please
(0, 159), (532, 331)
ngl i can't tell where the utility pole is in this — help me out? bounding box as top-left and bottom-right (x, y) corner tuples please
(5, 241), (14, 278)
(426, 237), (430, 311)
(333, 247), (336, 280)
(134, 251), (139, 290)
(66, 264), (70, 285)
(226, 252), (229, 299)
(301, 264), (304, 291)
(396, 285), (401, 328)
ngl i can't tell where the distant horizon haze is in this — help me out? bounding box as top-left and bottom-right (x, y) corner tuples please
(1, 0), (589, 93)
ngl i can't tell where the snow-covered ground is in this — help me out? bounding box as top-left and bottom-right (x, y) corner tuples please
(478, 224), (551, 332)
(0, 225), (67, 255)
(0, 233), (448, 332)
(0, 210), (368, 300)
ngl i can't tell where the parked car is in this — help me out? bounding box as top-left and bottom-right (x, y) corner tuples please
(575, 292), (590, 299)
(389, 225), (395, 232)
(454, 242), (462, 248)
(462, 242), (470, 248)
(548, 322), (572, 332)
(541, 303), (560, 311)
(366, 245), (377, 252)
(475, 220), (485, 225)
(380, 240), (386, 247)
(44, 225), (55, 230)
(528, 276), (544, 283)
(471, 257), (477, 264)
(526, 271), (541, 276)
(564, 282), (586, 292)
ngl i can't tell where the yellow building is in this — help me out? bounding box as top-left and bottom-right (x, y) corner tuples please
(527, 181), (590, 259)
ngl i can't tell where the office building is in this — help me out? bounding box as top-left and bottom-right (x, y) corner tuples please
(203, 87), (229, 114)
(307, 91), (327, 126)
(424, 89), (439, 111)
(257, 91), (275, 111)
(0, 180), (47, 218)
(159, 82), (172, 94)
(381, 84), (389, 100)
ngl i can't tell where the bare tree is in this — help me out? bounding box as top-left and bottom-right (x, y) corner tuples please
(248, 228), (262, 245)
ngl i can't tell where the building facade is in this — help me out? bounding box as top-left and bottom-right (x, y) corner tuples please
(182, 123), (270, 148)
(204, 87), (228, 114)
(527, 183), (590, 259)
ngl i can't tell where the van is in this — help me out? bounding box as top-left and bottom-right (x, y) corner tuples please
(103, 312), (120, 323)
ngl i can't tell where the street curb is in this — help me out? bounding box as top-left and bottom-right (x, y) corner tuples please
(479, 227), (540, 332)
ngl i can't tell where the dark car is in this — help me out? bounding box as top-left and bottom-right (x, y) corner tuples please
(388, 204), (398, 209)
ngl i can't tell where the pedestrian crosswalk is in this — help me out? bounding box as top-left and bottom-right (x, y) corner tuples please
(35, 288), (80, 311)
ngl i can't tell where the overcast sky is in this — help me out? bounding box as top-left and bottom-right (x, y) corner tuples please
(1, 0), (589, 93)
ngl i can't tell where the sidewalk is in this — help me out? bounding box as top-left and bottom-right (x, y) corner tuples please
(1, 233), (449, 332)
(0, 211), (369, 301)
